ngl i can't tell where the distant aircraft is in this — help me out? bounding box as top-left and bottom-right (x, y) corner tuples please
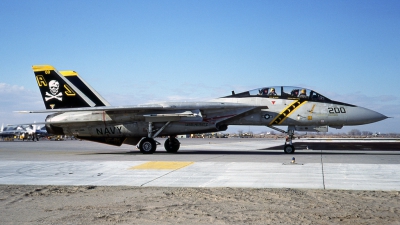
(372, 132), (381, 137)
(21, 65), (388, 154)
(34, 126), (48, 138)
(0, 124), (36, 140)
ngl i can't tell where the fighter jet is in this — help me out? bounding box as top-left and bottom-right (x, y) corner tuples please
(22, 65), (387, 154)
(34, 126), (48, 138)
(0, 124), (36, 140)
(0, 124), (22, 138)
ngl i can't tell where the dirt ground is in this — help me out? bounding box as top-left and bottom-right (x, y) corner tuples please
(0, 185), (399, 225)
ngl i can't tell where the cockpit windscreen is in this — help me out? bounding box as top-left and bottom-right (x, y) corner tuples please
(231, 86), (331, 102)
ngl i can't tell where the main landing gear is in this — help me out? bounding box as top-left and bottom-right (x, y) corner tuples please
(138, 137), (157, 154)
(164, 136), (180, 153)
(137, 121), (181, 154)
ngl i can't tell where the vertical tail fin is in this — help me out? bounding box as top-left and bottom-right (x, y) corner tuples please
(33, 65), (96, 109)
(59, 70), (110, 106)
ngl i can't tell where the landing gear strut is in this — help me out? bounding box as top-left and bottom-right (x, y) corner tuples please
(137, 121), (174, 154)
(284, 129), (295, 154)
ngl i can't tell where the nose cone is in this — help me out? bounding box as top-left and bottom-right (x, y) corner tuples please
(346, 107), (388, 125)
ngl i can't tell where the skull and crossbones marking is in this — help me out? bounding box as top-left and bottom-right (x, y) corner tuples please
(45, 80), (63, 101)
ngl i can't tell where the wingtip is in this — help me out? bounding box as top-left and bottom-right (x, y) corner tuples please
(14, 111), (32, 114)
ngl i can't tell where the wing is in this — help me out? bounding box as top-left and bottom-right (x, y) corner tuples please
(18, 102), (257, 113)
(18, 101), (262, 124)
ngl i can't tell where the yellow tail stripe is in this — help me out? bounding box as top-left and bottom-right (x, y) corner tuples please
(60, 71), (78, 77)
(32, 65), (56, 72)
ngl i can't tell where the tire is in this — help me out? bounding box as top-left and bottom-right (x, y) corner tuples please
(284, 144), (295, 154)
(164, 138), (180, 153)
(139, 138), (157, 154)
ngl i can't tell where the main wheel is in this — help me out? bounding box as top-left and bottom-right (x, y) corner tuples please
(284, 144), (295, 154)
(164, 137), (180, 153)
(139, 138), (157, 154)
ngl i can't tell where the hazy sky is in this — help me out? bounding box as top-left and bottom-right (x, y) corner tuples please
(0, 0), (399, 134)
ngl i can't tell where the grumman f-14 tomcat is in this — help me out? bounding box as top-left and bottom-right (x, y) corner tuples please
(22, 65), (388, 154)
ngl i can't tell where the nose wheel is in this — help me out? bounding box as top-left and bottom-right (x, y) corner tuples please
(284, 144), (295, 154)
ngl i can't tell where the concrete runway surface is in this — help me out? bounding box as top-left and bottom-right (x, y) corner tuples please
(1, 138), (399, 191)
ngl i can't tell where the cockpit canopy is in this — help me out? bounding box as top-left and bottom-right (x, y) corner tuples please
(228, 86), (331, 102)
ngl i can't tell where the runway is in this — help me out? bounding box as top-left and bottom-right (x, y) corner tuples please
(1, 138), (399, 191)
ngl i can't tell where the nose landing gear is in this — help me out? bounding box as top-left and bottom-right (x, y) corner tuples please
(268, 125), (296, 154)
(284, 129), (295, 154)
(284, 143), (295, 154)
